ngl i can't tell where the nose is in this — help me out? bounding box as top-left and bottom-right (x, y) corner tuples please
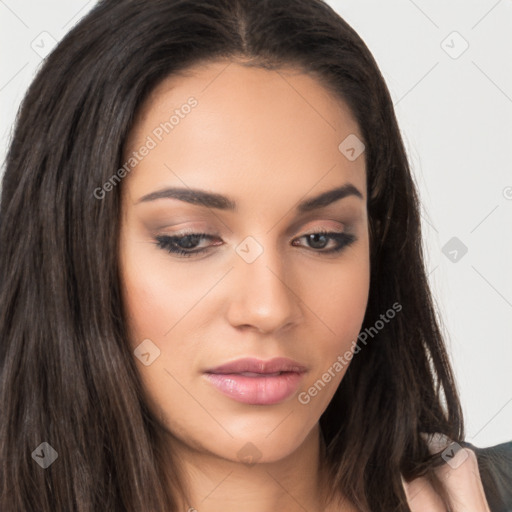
(226, 239), (303, 334)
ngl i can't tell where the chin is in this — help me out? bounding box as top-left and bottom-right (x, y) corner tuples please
(215, 423), (319, 466)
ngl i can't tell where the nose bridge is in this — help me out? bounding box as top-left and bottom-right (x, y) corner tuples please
(228, 235), (302, 332)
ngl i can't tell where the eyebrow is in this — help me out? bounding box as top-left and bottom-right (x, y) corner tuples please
(137, 182), (363, 213)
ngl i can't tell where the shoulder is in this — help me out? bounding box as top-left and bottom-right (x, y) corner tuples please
(403, 445), (490, 511)
(403, 437), (512, 511)
(463, 440), (512, 512)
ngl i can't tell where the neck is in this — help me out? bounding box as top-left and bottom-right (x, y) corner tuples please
(168, 423), (348, 512)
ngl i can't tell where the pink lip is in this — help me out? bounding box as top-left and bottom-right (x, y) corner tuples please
(204, 357), (307, 405)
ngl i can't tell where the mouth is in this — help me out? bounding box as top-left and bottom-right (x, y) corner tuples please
(203, 357), (307, 405)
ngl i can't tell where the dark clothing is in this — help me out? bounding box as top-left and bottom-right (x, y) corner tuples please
(462, 440), (512, 511)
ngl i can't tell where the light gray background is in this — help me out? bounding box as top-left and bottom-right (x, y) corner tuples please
(1, 0), (511, 448)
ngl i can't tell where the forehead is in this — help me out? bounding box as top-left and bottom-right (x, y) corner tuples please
(122, 60), (366, 203)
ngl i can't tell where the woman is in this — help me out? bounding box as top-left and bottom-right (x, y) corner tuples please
(0, 0), (510, 510)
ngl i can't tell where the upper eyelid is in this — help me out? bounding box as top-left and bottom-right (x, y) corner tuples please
(157, 229), (352, 247)
(157, 224), (349, 237)
(156, 229), (347, 245)
(141, 200), (363, 240)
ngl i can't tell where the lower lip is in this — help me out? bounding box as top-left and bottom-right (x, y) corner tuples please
(204, 372), (305, 405)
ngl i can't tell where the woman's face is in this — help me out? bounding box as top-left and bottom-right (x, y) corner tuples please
(119, 60), (370, 464)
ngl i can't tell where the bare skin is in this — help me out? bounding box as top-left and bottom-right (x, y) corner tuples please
(119, 59), (367, 511)
(117, 60), (490, 511)
(403, 444), (491, 512)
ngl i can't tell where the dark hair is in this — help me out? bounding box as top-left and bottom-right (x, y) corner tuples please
(0, 0), (464, 510)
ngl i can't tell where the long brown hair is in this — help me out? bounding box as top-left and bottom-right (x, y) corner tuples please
(0, 0), (464, 510)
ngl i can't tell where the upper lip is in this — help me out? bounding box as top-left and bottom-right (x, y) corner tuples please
(205, 357), (307, 375)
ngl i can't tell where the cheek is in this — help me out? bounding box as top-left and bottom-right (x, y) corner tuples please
(329, 267), (370, 347)
(121, 268), (174, 344)
(119, 234), (211, 348)
(118, 243), (206, 433)
(296, 244), (370, 399)
(304, 244), (370, 345)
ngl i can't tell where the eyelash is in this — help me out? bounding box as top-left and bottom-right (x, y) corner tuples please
(154, 229), (356, 258)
